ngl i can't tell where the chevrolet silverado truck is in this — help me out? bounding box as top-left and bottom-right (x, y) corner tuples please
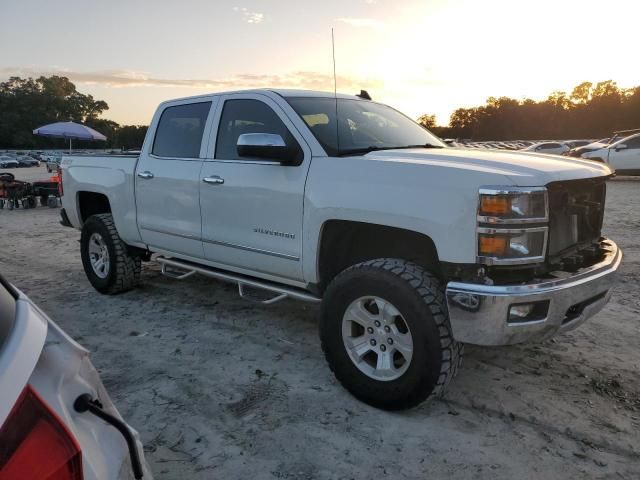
(59, 89), (621, 410)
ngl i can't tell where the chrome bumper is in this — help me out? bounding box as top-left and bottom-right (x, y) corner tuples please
(445, 239), (622, 346)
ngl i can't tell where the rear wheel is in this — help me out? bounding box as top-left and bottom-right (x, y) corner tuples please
(320, 258), (463, 410)
(80, 213), (141, 294)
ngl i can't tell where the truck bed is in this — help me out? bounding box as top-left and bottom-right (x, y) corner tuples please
(60, 154), (141, 245)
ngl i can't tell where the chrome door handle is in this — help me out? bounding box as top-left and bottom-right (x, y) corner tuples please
(202, 176), (224, 185)
(137, 171), (154, 179)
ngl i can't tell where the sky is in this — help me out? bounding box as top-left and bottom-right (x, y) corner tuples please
(1, 0), (638, 126)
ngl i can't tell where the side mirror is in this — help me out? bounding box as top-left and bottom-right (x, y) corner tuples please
(614, 144), (627, 151)
(237, 133), (297, 164)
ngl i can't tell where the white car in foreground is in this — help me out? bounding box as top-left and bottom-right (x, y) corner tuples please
(522, 141), (570, 155)
(582, 133), (640, 175)
(0, 275), (152, 479)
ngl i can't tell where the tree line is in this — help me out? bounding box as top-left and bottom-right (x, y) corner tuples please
(0, 76), (147, 150)
(2, 76), (639, 147)
(419, 80), (640, 141)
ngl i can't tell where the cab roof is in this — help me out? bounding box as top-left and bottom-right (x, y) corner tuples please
(160, 88), (364, 106)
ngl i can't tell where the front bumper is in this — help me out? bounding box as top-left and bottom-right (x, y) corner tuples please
(445, 239), (622, 346)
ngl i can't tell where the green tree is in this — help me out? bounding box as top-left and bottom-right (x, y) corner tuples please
(417, 114), (437, 129)
(418, 80), (640, 140)
(570, 82), (593, 105)
(0, 75), (114, 148)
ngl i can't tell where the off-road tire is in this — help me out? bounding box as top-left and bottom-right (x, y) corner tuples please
(40, 195), (49, 206)
(81, 213), (141, 294)
(320, 258), (463, 410)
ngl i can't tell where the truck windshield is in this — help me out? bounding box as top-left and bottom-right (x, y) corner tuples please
(285, 97), (445, 156)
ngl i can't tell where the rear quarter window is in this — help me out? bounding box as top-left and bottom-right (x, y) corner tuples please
(152, 102), (212, 158)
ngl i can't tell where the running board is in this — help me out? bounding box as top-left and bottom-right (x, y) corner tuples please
(157, 256), (321, 304)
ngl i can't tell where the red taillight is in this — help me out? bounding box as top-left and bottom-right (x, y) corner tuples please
(57, 167), (64, 197)
(0, 386), (82, 480)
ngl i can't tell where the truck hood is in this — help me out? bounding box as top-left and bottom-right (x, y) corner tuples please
(365, 147), (612, 186)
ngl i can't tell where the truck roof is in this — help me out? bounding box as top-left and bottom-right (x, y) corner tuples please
(269, 89), (361, 99)
(159, 88), (363, 105)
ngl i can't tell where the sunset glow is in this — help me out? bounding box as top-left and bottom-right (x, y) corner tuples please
(1, 0), (637, 125)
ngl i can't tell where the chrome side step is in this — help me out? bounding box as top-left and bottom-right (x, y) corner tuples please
(157, 256), (321, 304)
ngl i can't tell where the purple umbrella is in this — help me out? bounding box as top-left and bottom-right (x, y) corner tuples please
(33, 121), (107, 151)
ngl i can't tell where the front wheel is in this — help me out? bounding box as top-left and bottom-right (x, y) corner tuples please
(320, 259), (463, 410)
(80, 213), (141, 294)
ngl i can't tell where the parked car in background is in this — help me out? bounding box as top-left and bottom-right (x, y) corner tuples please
(16, 155), (40, 167)
(582, 133), (640, 175)
(0, 274), (152, 479)
(565, 140), (592, 149)
(28, 151), (46, 161)
(566, 138), (611, 157)
(522, 141), (570, 155)
(46, 155), (63, 172)
(0, 156), (19, 168)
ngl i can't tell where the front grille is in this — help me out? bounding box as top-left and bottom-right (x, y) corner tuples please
(547, 178), (606, 258)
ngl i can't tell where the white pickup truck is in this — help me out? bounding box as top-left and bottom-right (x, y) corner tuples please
(59, 89), (621, 410)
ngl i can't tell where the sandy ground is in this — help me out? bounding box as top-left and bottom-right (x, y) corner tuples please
(1, 165), (639, 479)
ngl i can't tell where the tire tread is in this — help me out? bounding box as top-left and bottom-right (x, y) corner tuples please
(83, 213), (141, 294)
(321, 258), (463, 409)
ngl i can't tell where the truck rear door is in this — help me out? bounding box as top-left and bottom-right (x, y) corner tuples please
(199, 93), (311, 282)
(135, 98), (216, 258)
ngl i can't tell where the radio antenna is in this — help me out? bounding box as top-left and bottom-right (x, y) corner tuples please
(331, 28), (337, 98)
(331, 28), (340, 151)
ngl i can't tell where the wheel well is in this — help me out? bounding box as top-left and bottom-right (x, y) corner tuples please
(78, 191), (111, 223)
(317, 220), (441, 291)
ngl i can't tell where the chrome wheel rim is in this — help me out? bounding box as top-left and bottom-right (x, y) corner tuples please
(342, 296), (414, 381)
(88, 233), (110, 279)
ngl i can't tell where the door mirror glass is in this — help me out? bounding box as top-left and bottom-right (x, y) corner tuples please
(614, 144), (627, 151)
(237, 133), (296, 163)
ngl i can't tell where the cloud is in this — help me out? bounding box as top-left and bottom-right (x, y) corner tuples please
(335, 17), (384, 29)
(0, 67), (382, 93)
(233, 6), (264, 24)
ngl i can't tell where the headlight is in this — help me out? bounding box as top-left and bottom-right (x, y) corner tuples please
(478, 188), (547, 224)
(478, 227), (547, 264)
(477, 187), (548, 265)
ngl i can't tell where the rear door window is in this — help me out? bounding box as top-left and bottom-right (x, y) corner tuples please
(152, 102), (212, 158)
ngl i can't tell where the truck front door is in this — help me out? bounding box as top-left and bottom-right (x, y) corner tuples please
(199, 94), (311, 283)
(135, 99), (215, 257)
